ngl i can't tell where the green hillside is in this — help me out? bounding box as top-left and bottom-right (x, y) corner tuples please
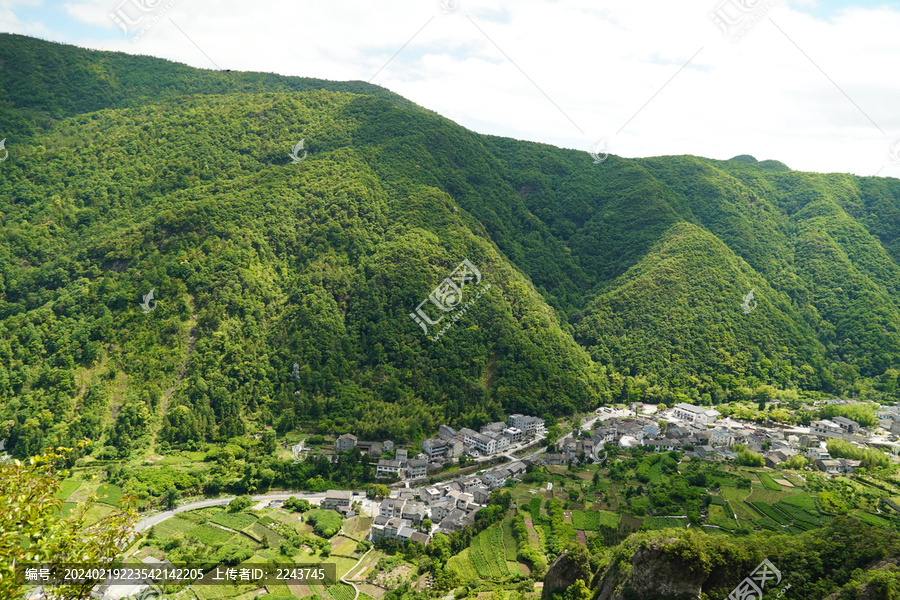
(1, 34), (899, 461)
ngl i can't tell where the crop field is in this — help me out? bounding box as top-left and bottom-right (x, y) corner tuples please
(721, 487), (749, 502)
(708, 505), (737, 530)
(96, 484), (123, 506)
(853, 512), (892, 528)
(780, 493), (818, 513)
(447, 548), (480, 581)
(618, 514), (643, 533)
(209, 511), (258, 531)
(151, 516), (196, 539)
(746, 488), (788, 504)
(642, 517), (688, 530)
(749, 501), (789, 525)
(55, 480), (81, 500)
(501, 518), (518, 561)
(571, 510), (600, 531)
(343, 516), (373, 540)
(772, 501), (821, 526)
(758, 473), (782, 491)
(648, 462), (664, 484)
(467, 525), (511, 580)
(526, 498), (542, 520)
(328, 583), (356, 600)
(187, 523), (234, 546)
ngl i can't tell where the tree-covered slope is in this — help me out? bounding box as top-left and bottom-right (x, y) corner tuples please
(0, 90), (609, 456)
(1, 34), (900, 458)
(574, 222), (827, 402)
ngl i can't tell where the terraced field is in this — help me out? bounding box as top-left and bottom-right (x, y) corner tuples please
(500, 518), (518, 561)
(209, 510), (258, 530)
(449, 525), (512, 581)
(328, 583), (356, 600)
(151, 516), (195, 539)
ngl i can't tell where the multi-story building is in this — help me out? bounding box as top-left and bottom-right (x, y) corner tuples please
(422, 437), (448, 459)
(502, 427), (523, 443)
(335, 434), (357, 453)
(376, 459), (402, 479)
(810, 419), (844, 438)
(831, 416), (860, 435)
(508, 414), (546, 436)
(458, 428), (498, 455)
(671, 403), (720, 424)
(323, 490), (354, 510)
(407, 458), (428, 481)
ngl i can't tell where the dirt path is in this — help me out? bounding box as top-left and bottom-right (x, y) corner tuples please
(341, 548), (372, 600)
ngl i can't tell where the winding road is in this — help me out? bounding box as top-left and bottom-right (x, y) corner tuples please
(134, 491), (329, 532)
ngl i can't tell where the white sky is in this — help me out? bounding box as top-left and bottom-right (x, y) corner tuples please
(2, 0), (900, 177)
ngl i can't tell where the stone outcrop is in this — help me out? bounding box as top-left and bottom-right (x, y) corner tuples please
(595, 540), (707, 600)
(541, 546), (592, 600)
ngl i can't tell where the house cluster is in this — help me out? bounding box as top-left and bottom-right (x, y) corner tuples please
(369, 459), (530, 542)
(421, 415), (544, 461)
(553, 401), (878, 477)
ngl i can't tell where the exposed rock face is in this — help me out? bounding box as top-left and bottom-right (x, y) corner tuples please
(542, 546), (592, 600)
(595, 542), (706, 600)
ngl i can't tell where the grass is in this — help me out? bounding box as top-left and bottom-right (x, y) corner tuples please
(96, 484), (123, 506)
(55, 480), (82, 501)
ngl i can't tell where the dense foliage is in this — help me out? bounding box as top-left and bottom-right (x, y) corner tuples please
(1, 33), (899, 465)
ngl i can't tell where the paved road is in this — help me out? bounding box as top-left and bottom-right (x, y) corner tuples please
(135, 491), (328, 532)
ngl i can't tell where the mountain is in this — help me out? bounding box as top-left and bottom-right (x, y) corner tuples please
(1, 34), (899, 457)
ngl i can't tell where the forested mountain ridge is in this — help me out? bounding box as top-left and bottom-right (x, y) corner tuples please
(1, 34), (899, 458)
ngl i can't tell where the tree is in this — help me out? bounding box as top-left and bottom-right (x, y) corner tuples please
(228, 494), (253, 512)
(565, 580), (592, 600)
(0, 446), (138, 600)
(163, 486), (181, 510)
(374, 483), (390, 498)
(262, 430), (277, 454)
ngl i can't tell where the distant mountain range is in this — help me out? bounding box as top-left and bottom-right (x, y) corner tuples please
(1, 33), (898, 456)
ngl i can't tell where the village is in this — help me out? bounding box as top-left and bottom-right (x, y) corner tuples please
(299, 399), (900, 548)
